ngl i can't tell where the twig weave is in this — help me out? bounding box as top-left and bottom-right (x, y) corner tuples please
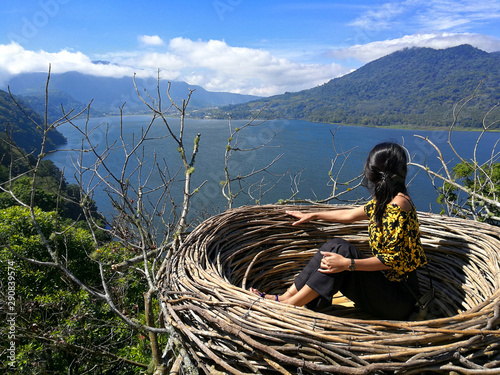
(159, 205), (500, 374)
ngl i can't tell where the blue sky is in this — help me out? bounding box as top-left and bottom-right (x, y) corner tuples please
(1, 0), (499, 96)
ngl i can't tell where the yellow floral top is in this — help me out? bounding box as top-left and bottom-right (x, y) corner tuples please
(364, 199), (427, 282)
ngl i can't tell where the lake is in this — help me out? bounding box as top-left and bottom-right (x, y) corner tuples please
(48, 115), (500, 221)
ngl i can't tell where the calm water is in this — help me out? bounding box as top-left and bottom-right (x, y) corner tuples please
(48, 115), (500, 220)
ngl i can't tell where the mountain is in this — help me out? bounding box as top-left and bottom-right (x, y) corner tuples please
(17, 89), (92, 123)
(212, 45), (500, 129)
(0, 89), (66, 154)
(5, 72), (260, 117)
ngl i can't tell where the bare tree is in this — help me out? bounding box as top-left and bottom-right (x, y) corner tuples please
(0, 66), (163, 372)
(409, 86), (500, 223)
(0, 68), (297, 374)
(0, 67), (207, 373)
(284, 128), (365, 205)
(221, 109), (286, 208)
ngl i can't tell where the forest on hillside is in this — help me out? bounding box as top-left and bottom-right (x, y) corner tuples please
(205, 45), (500, 129)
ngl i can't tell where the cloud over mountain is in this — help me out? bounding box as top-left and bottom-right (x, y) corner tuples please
(1, 31), (499, 96)
(329, 32), (500, 63)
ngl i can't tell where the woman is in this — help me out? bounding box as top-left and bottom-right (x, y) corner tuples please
(251, 142), (427, 320)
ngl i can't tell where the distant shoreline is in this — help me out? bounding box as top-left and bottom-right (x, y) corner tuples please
(88, 113), (500, 133)
(199, 116), (500, 133)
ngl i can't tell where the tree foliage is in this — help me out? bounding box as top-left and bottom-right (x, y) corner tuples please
(0, 69), (287, 374)
(438, 161), (500, 225)
(0, 206), (153, 373)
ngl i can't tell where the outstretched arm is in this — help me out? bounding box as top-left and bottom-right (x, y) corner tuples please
(286, 205), (368, 226)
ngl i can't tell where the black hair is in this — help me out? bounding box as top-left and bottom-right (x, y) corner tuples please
(363, 142), (408, 226)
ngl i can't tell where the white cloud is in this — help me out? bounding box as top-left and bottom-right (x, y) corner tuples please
(138, 35), (165, 47)
(349, 1), (500, 35)
(349, 2), (406, 30)
(329, 32), (500, 63)
(417, 0), (500, 31)
(1, 31), (498, 96)
(0, 39), (350, 96)
(167, 37), (349, 95)
(0, 42), (141, 86)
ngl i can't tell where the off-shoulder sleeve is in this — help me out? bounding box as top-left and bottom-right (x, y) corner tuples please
(364, 199), (375, 217)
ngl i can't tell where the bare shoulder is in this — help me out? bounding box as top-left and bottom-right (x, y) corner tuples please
(391, 193), (413, 212)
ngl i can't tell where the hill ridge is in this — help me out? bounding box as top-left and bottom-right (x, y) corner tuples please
(211, 44), (499, 129)
(0, 89), (66, 153)
(5, 72), (261, 117)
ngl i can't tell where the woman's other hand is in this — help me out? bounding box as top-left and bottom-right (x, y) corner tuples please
(318, 252), (351, 273)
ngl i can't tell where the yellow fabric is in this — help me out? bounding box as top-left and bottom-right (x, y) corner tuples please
(364, 199), (427, 281)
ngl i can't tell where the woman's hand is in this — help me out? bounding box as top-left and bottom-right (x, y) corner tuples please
(318, 252), (351, 274)
(285, 210), (315, 226)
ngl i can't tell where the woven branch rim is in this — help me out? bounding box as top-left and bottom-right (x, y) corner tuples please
(159, 204), (500, 374)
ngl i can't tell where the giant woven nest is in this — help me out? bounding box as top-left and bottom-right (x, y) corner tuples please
(159, 205), (500, 374)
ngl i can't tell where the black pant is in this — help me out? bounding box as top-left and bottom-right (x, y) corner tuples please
(294, 238), (419, 320)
